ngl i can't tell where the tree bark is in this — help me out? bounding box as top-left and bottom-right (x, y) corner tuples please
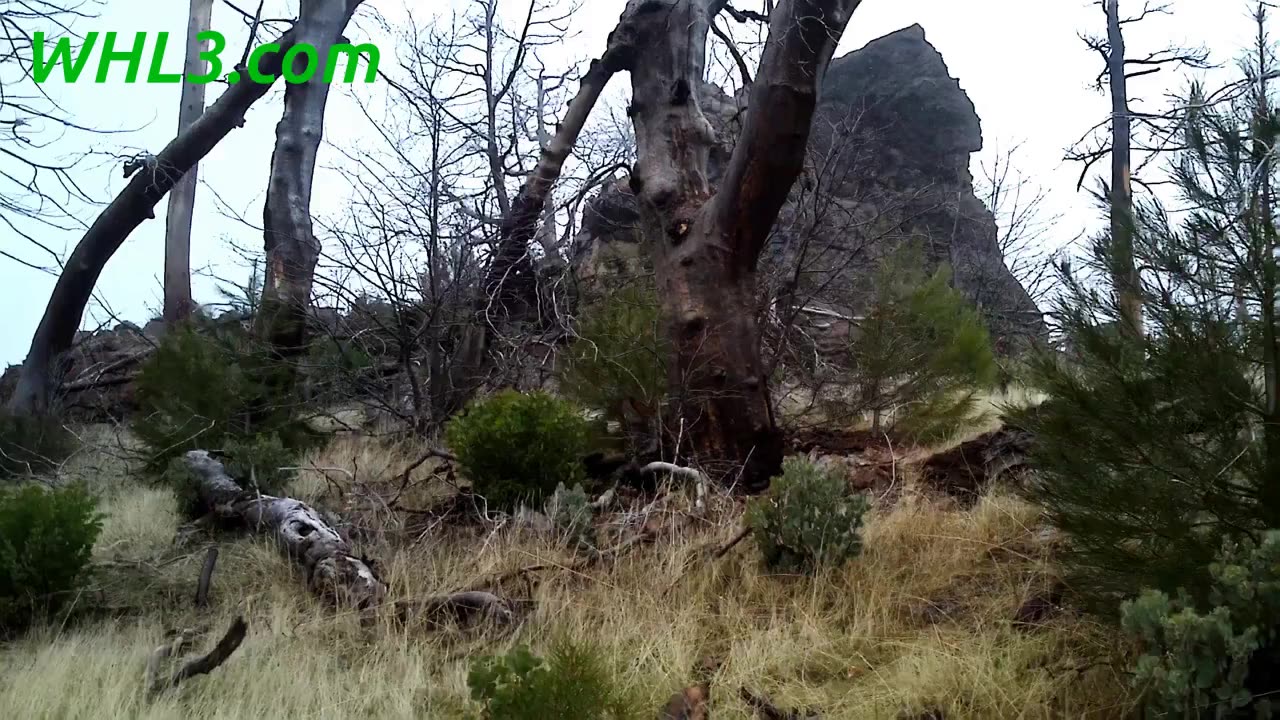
(630, 0), (861, 489)
(255, 0), (363, 372)
(182, 450), (387, 610)
(6, 25), (322, 417)
(162, 0), (215, 323)
(1106, 0), (1142, 337)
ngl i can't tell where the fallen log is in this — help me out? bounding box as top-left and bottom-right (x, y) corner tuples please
(182, 450), (387, 611)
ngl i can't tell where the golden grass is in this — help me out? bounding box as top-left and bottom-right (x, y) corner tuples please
(0, 431), (1135, 719)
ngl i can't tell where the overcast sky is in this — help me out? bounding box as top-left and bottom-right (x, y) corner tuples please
(0, 0), (1257, 366)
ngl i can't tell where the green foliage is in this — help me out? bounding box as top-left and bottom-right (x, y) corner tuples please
(1121, 531), (1280, 719)
(445, 390), (592, 511)
(467, 637), (635, 720)
(0, 411), (75, 479)
(745, 456), (870, 573)
(545, 482), (595, 549)
(847, 242), (998, 443)
(1006, 46), (1280, 613)
(0, 483), (102, 631)
(558, 281), (668, 446)
(132, 322), (317, 505)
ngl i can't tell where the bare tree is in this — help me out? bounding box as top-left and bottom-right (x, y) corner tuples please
(253, 0), (365, 383)
(1070, 0), (1211, 338)
(162, 0), (216, 323)
(974, 141), (1065, 309)
(6, 3), (356, 416)
(0, 0), (108, 272)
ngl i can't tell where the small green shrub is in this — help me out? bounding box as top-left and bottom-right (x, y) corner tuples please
(446, 390), (592, 511)
(133, 322), (317, 507)
(545, 482), (595, 549)
(0, 411), (76, 479)
(1121, 531), (1280, 718)
(745, 456), (870, 573)
(0, 483), (103, 630)
(467, 637), (635, 719)
(846, 241), (998, 443)
(558, 282), (668, 446)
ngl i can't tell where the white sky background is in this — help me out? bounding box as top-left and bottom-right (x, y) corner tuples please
(0, 0), (1259, 365)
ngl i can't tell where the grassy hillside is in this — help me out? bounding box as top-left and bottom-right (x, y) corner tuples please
(0, 427), (1134, 719)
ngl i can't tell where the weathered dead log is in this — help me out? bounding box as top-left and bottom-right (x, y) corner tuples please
(5, 18), (351, 417)
(183, 450), (387, 610)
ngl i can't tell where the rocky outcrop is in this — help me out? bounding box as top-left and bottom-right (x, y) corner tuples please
(571, 24), (1045, 350)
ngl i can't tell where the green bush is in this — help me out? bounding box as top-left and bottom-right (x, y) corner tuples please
(133, 322), (317, 504)
(0, 483), (103, 630)
(0, 410), (76, 479)
(745, 456), (870, 573)
(467, 638), (635, 719)
(845, 242), (998, 443)
(1121, 531), (1280, 718)
(558, 281), (668, 446)
(446, 390), (592, 511)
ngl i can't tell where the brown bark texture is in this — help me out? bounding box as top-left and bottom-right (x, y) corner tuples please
(6, 24), (326, 417)
(624, 0), (862, 489)
(162, 0), (215, 323)
(255, 0), (364, 365)
(183, 450), (388, 610)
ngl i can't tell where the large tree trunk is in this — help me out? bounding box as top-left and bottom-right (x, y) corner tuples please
(5, 25), (323, 417)
(162, 0), (215, 323)
(1106, 0), (1142, 337)
(254, 0), (363, 374)
(628, 0), (861, 489)
(182, 450), (387, 610)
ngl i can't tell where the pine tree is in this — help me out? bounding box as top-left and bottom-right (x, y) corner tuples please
(847, 241), (998, 443)
(1010, 6), (1280, 612)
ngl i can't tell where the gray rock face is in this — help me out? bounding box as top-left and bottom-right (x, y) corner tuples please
(571, 24), (1045, 350)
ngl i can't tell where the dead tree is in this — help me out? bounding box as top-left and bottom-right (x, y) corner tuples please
(1071, 0), (1210, 338)
(253, 0), (365, 383)
(0, 1), (107, 273)
(458, 0), (863, 489)
(162, 0), (216, 323)
(6, 16), (353, 417)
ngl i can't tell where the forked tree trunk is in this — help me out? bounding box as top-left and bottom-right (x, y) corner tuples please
(5, 25), (328, 417)
(626, 0), (861, 488)
(255, 0), (363, 374)
(451, 0), (860, 490)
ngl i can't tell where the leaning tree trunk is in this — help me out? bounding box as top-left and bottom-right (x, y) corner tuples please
(5, 24), (329, 417)
(254, 0), (363, 380)
(182, 450), (387, 610)
(626, 0), (861, 489)
(444, 40), (631, 415)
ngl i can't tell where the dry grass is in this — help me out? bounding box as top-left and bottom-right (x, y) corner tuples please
(0, 429), (1135, 719)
